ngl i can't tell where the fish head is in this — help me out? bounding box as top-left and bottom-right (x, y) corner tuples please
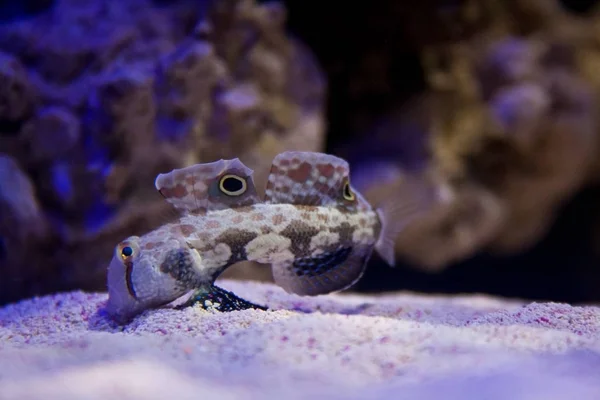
(106, 155), (267, 324)
(105, 230), (202, 324)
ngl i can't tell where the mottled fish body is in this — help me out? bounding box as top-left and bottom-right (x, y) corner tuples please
(180, 203), (380, 293)
(106, 151), (431, 323)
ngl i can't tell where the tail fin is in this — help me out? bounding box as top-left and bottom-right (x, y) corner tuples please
(374, 175), (453, 266)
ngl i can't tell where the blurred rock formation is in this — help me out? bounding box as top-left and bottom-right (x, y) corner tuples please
(335, 0), (600, 271)
(0, 0), (325, 304)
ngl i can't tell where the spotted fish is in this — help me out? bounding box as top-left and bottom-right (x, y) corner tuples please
(105, 151), (433, 323)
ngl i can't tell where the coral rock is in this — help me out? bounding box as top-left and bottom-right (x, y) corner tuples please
(0, 155), (47, 239)
(0, 51), (36, 124)
(0, 154), (55, 302)
(21, 107), (80, 162)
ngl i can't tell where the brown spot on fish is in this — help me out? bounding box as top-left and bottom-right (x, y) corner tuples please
(314, 182), (330, 193)
(359, 218), (367, 228)
(272, 214), (285, 225)
(232, 215), (244, 224)
(317, 163), (335, 178)
(296, 205), (319, 211)
(143, 242), (158, 250)
(179, 224), (197, 236)
(251, 213), (265, 221)
(295, 194), (326, 206)
(279, 159), (290, 167)
(280, 220), (320, 257)
(335, 165), (346, 174)
(191, 188), (204, 199)
(317, 214), (329, 223)
(288, 162), (312, 183)
(184, 176), (194, 185)
(188, 232), (212, 250)
(215, 229), (258, 265)
(329, 221), (356, 245)
(205, 220), (221, 229)
(260, 225), (271, 234)
(172, 184), (188, 198)
(301, 212), (311, 221)
(235, 206), (254, 213)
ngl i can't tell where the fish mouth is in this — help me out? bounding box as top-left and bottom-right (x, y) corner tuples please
(124, 260), (137, 299)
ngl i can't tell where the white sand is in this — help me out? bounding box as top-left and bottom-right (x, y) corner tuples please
(1, 279), (599, 400)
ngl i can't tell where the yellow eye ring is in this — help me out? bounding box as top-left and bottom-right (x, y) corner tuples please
(343, 181), (355, 201)
(219, 174), (247, 196)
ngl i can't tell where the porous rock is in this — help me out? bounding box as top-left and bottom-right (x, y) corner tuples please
(21, 106), (80, 162)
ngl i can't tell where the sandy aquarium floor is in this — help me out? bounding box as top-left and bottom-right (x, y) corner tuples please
(0, 279), (599, 400)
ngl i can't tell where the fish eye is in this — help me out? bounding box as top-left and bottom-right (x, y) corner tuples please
(219, 174), (247, 196)
(121, 246), (134, 260)
(343, 181), (355, 201)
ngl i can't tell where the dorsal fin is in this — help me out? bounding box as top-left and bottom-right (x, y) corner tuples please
(155, 158), (262, 214)
(264, 151), (352, 207)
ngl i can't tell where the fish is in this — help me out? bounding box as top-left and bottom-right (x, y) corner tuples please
(105, 151), (434, 323)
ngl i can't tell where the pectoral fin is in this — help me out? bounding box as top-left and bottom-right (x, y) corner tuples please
(176, 285), (268, 312)
(271, 246), (372, 296)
